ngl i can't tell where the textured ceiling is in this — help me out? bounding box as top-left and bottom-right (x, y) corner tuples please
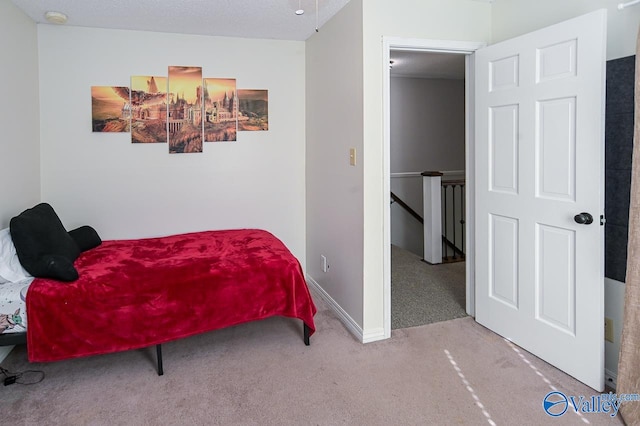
(12, 0), (470, 78)
(10, 0), (351, 41)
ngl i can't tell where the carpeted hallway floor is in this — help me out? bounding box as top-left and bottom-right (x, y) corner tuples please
(392, 244), (467, 329)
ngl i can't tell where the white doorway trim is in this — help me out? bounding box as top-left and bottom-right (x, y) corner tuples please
(382, 37), (486, 338)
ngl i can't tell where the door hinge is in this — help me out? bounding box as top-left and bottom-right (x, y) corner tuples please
(600, 215), (606, 226)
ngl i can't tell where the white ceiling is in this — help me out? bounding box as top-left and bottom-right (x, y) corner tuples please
(10, 0), (351, 41)
(11, 0), (467, 78)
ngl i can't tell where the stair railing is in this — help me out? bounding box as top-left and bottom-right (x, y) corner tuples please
(441, 178), (465, 262)
(390, 191), (424, 225)
(422, 171), (465, 264)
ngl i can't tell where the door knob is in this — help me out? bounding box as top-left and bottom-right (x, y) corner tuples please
(574, 212), (594, 225)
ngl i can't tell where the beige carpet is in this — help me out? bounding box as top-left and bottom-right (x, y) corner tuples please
(1, 289), (624, 425)
(392, 244), (467, 329)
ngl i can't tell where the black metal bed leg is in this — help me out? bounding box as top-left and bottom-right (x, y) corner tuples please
(156, 344), (164, 376)
(303, 323), (310, 346)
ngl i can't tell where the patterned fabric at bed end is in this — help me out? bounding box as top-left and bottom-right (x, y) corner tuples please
(0, 279), (31, 335)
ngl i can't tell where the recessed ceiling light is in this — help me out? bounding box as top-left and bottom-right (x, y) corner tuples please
(44, 11), (68, 24)
(295, 9), (305, 15)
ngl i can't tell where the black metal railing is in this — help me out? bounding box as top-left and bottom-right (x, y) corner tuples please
(441, 179), (465, 262)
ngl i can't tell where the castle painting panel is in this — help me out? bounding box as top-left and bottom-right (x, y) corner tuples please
(167, 66), (203, 154)
(204, 78), (237, 142)
(238, 89), (268, 131)
(91, 86), (131, 133)
(130, 76), (168, 143)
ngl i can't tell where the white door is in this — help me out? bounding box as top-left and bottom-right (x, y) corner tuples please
(475, 10), (606, 391)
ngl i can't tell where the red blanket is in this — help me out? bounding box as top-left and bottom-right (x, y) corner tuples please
(26, 229), (316, 362)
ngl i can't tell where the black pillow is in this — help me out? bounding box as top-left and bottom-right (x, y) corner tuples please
(41, 254), (79, 282)
(10, 203), (80, 282)
(69, 226), (102, 252)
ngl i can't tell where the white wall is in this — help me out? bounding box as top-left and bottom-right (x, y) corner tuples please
(390, 175), (424, 257)
(0, 1), (40, 228)
(306, 0), (365, 328)
(0, 0), (40, 363)
(361, 0), (492, 337)
(605, 278), (626, 387)
(491, 0), (640, 60)
(390, 77), (465, 174)
(37, 26), (307, 267)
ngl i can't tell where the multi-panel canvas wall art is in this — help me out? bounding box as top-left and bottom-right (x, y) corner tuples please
(91, 86), (131, 133)
(91, 66), (268, 152)
(168, 66), (203, 154)
(130, 76), (168, 143)
(238, 89), (269, 131)
(204, 78), (237, 142)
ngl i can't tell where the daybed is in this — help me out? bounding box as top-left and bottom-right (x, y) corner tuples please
(0, 204), (316, 375)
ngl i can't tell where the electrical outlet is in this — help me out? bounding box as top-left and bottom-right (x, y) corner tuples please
(321, 255), (328, 273)
(605, 317), (614, 343)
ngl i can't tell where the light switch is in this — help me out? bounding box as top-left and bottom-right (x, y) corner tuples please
(349, 148), (356, 166)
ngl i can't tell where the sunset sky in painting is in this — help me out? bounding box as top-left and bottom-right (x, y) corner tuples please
(204, 78), (236, 101)
(238, 89), (268, 102)
(131, 76), (167, 94)
(91, 86), (127, 101)
(169, 66), (202, 104)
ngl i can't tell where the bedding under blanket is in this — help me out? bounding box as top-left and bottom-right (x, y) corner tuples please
(26, 229), (316, 362)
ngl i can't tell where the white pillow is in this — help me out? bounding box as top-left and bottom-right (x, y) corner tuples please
(0, 228), (31, 283)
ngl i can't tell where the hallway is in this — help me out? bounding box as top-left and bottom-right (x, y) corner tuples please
(391, 244), (466, 329)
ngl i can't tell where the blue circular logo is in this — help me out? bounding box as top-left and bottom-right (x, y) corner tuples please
(543, 391), (569, 417)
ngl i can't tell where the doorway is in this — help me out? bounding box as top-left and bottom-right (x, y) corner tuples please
(389, 49), (468, 329)
(382, 38), (485, 338)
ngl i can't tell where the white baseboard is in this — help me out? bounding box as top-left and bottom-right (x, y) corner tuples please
(363, 327), (386, 343)
(306, 277), (364, 342)
(0, 345), (14, 363)
(605, 368), (617, 390)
